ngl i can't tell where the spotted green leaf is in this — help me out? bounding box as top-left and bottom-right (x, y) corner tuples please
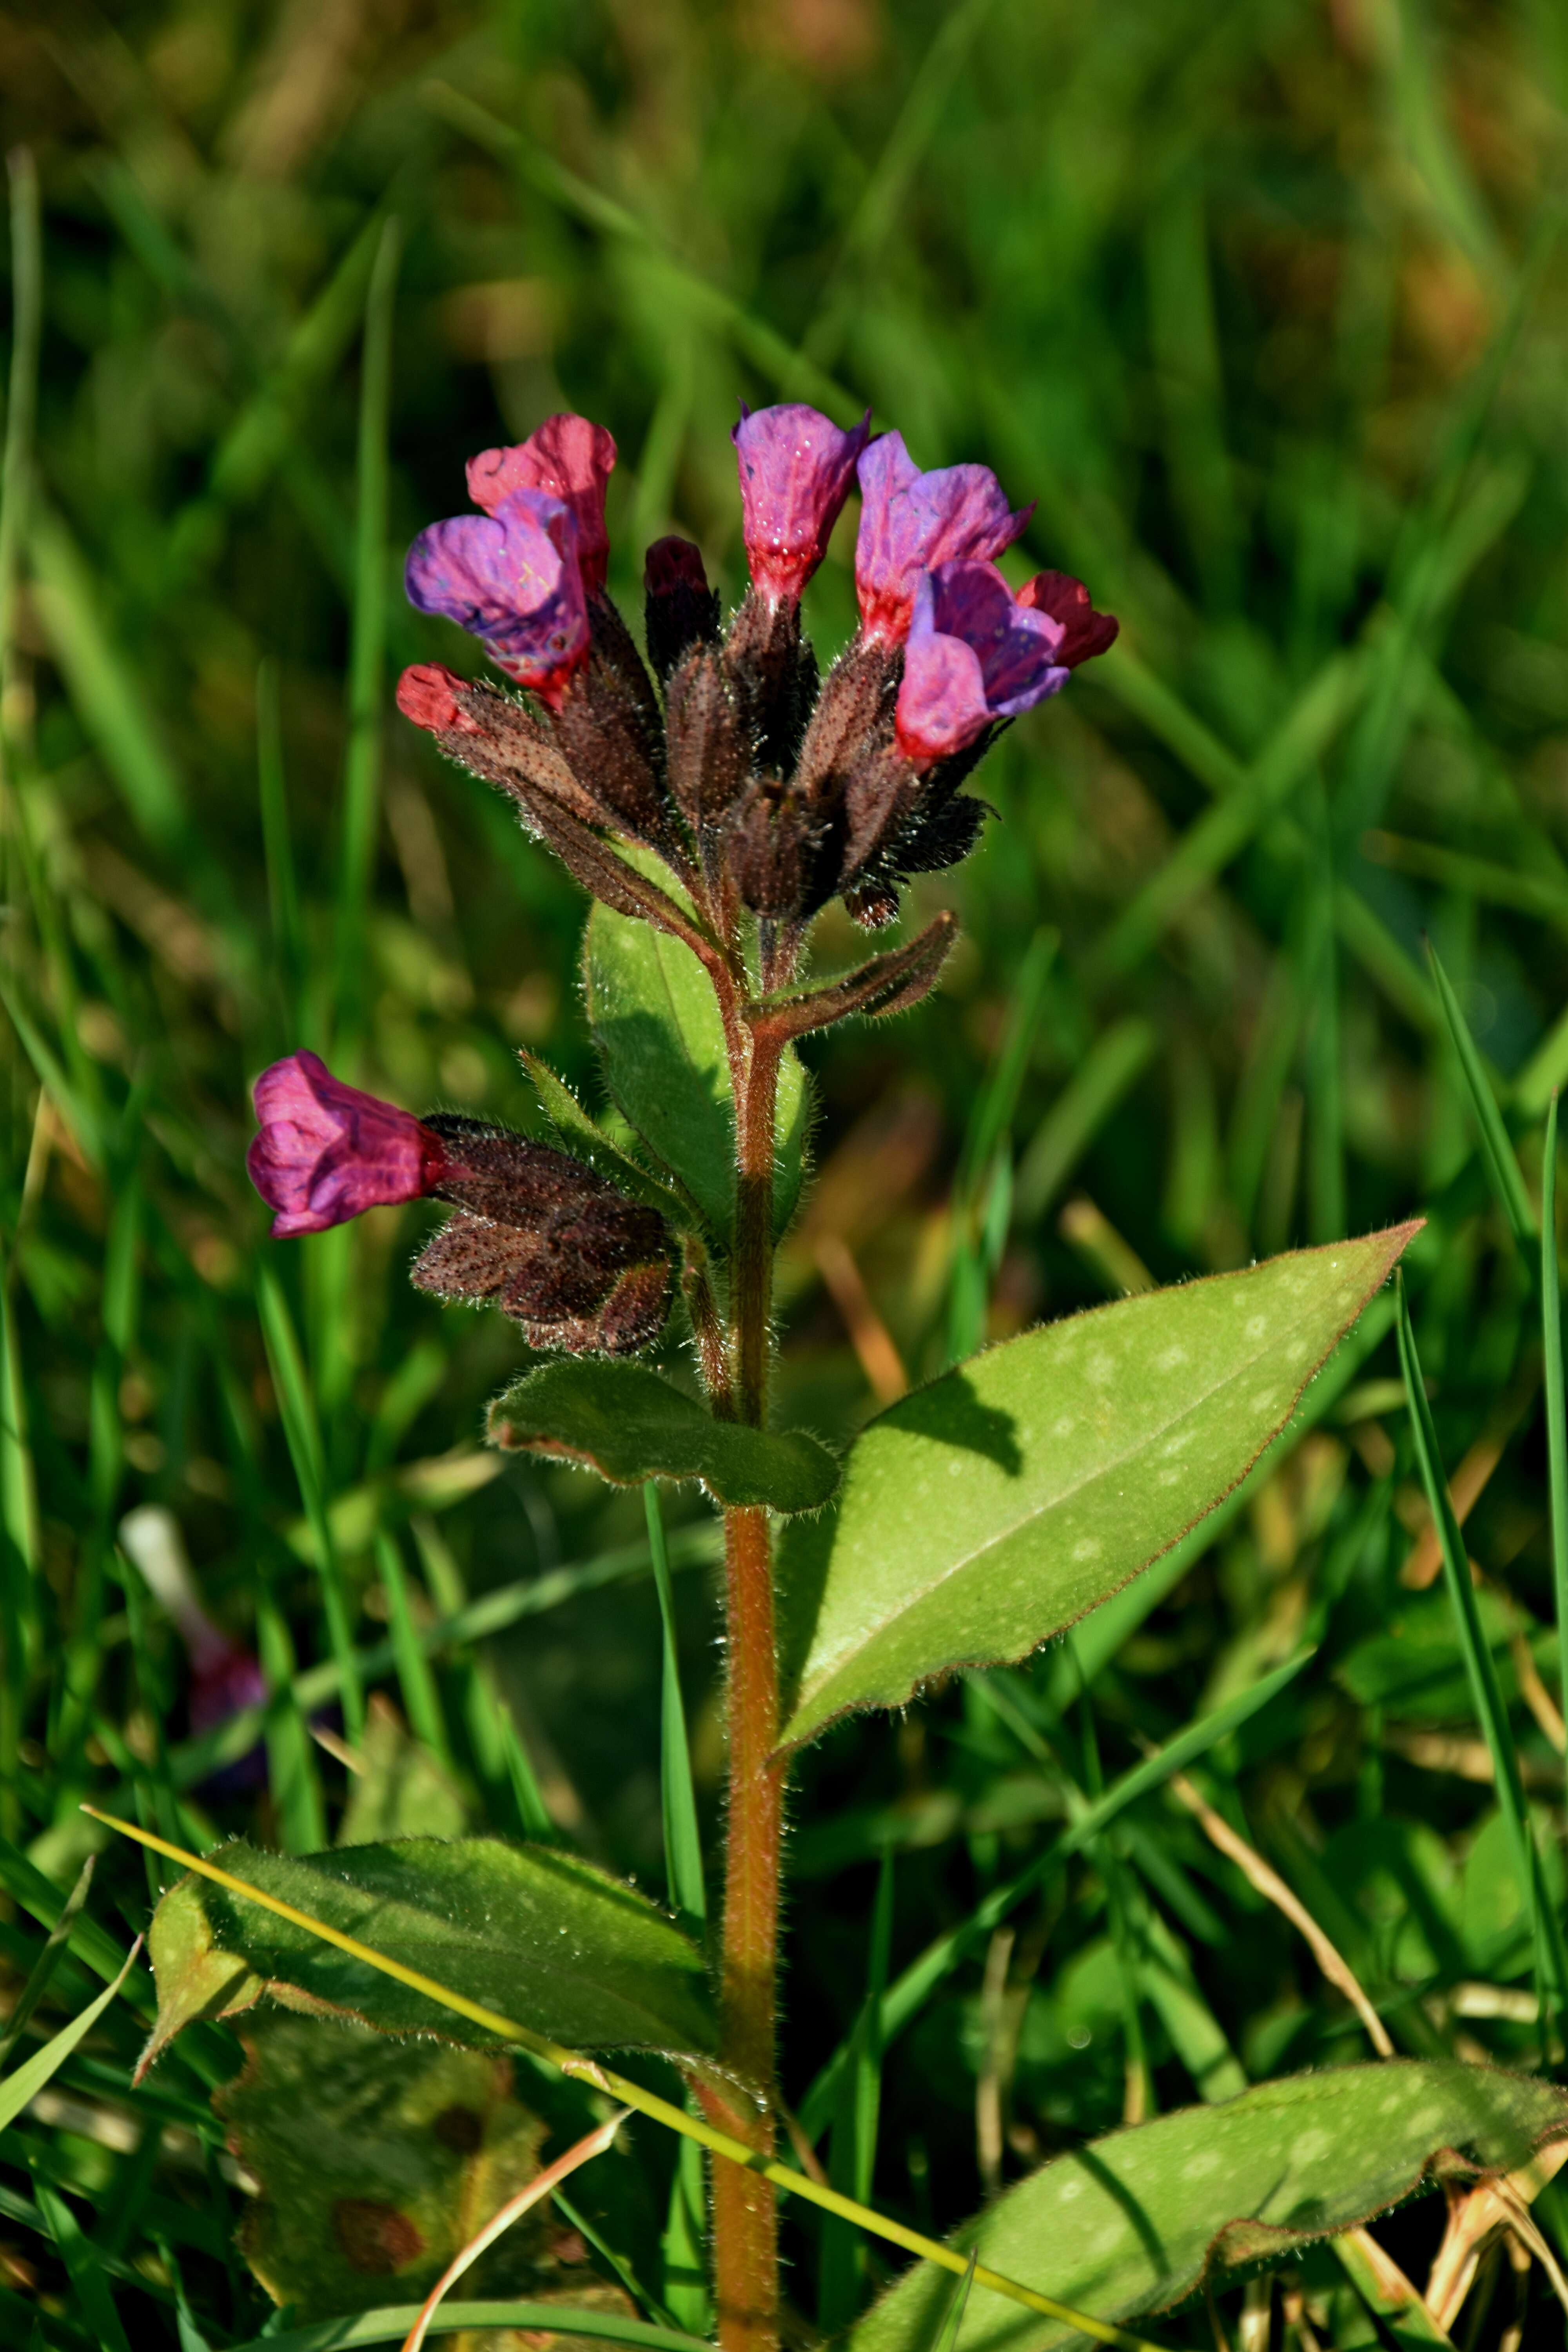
(217, 2008), (593, 2322)
(849, 2061), (1568, 2352)
(777, 1226), (1417, 1749)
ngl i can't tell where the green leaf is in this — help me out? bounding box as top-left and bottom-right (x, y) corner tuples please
(140, 1836), (717, 2072)
(777, 1227), (1416, 1749)
(585, 901), (808, 1239)
(217, 2006), (641, 2328)
(489, 1360), (838, 1514)
(848, 2062), (1568, 2352)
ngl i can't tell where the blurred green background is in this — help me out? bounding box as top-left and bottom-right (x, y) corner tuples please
(5, 0), (1568, 2342)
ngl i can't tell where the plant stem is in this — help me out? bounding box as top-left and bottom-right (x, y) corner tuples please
(711, 1018), (786, 2352)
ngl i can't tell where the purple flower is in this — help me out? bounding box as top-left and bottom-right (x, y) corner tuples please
(855, 432), (1034, 648)
(247, 1051), (448, 1238)
(894, 561), (1070, 768)
(731, 403), (871, 604)
(405, 488), (589, 705)
(465, 414), (618, 595)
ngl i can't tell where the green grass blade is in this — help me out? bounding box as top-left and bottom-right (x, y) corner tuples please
(257, 1265), (364, 1742)
(797, 1649), (1314, 2140)
(1426, 938), (1536, 1251)
(409, 1517), (554, 1839)
(331, 215), (402, 1056)
(647, 1485), (704, 1923)
(956, 928), (1055, 1202)
(27, 504), (189, 860)
(1014, 1017), (1156, 1220)
(660, 2129), (709, 2337)
(931, 2252), (978, 2352)
(256, 1583), (328, 1855)
(0, 1938), (138, 2134)
(223, 2301), (716, 2352)
(819, 1846), (894, 2331)
(257, 657), (305, 1043)
(0, 1858), (94, 2070)
(374, 1530), (453, 1768)
(551, 2185), (683, 2334)
(0, 146), (40, 716)
(1545, 1095), (1568, 1751)
(0, 1255), (40, 1843)
(29, 2164), (134, 2352)
(163, 1521), (722, 1793)
(1396, 1275), (1565, 2023)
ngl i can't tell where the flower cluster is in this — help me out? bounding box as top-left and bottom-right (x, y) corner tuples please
(245, 403), (1114, 1365)
(398, 403), (1116, 935)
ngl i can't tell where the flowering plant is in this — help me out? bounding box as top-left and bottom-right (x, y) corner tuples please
(142, 404), (1430, 2352)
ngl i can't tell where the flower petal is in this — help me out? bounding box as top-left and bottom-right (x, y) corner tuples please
(855, 430), (1033, 646)
(405, 488), (589, 699)
(248, 1051), (445, 1238)
(732, 403), (871, 603)
(466, 414), (617, 592)
(1016, 568), (1120, 666)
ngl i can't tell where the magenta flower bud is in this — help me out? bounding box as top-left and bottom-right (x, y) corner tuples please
(247, 1051), (448, 1238)
(894, 561), (1069, 768)
(396, 663), (482, 736)
(466, 414), (617, 594)
(405, 488), (589, 705)
(731, 403), (871, 605)
(854, 431), (1034, 648)
(1016, 569), (1120, 667)
(644, 535), (711, 597)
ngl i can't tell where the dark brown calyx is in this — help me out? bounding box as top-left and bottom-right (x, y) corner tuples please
(644, 536), (722, 685)
(420, 677), (604, 829)
(412, 1116), (673, 1356)
(665, 646), (749, 844)
(723, 587), (819, 779)
(725, 775), (822, 919)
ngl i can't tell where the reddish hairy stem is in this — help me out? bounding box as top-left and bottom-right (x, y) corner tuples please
(710, 1002), (786, 2352)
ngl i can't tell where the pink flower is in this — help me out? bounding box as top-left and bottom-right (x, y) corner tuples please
(247, 1051), (448, 1238)
(731, 403), (871, 604)
(395, 663), (482, 735)
(404, 489), (589, 705)
(1016, 570), (1119, 667)
(466, 414), (617, 594)
(894, 561), (1069, 768)
(855, 431), (1033, 648)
